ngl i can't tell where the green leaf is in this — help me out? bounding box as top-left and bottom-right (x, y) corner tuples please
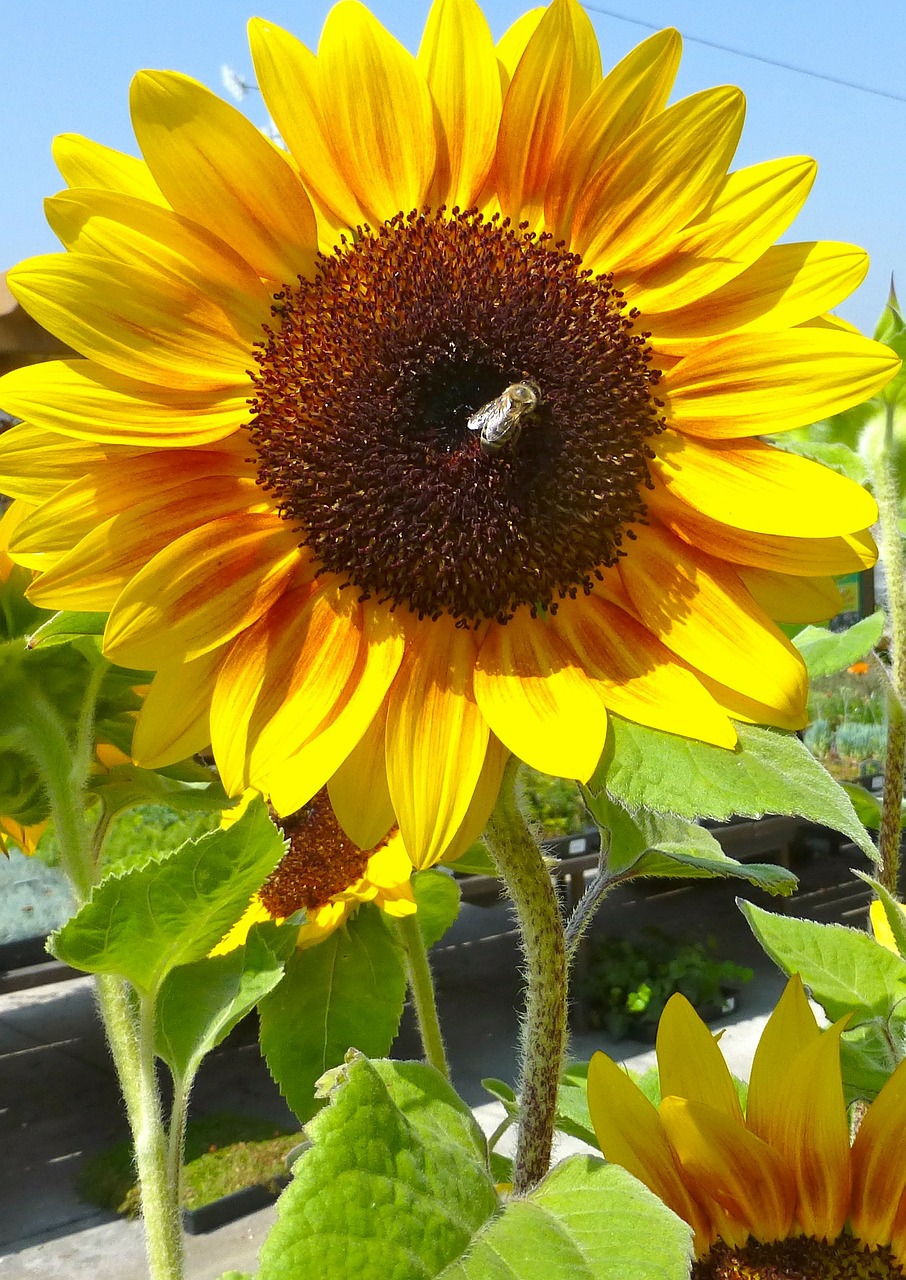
(590, 716), (876, 860)
(258, 905), (407, 1124)
(256, 1056), (498, 1280)
(839, 783), (883, 832)
(27, 609), (108, 646)
(87, 762), (233, 820)
(557, 1063), (597, 1149)
(769, 437), (869, 485)
(874, 287), (906, 407)
(155, 925), (287, 1079)
(447, 842), (498, 877)
(49, 799), (285, 995)
(438, 1156), (692, 1280)
(740, 901), (906, 1020)
(412, 869), (461, 948)
(482, 1077), (518, 1113)
(840, 1017), (906, 1103)
(588, 794), (797, 895)
(792, 612), (885, 678)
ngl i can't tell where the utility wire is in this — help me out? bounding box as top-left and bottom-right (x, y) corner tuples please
(583, 2), (906, 105)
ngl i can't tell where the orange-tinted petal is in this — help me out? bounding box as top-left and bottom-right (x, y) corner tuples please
(328, 701), (395, 852)
(587, 1051), (715, 1252)
(316, 1), (436, 224)
(386, 614), (489, 870)
(0, 423), (141, 504)
(545, 28), (681, 242)
(131, 648), (223, 769)
(851, 1056), (906, 1251)
(550, 592), (736, 749)
(659, 1096), (796, 1245)
(496, 0), (600, 224)
(103, 512), (302, 668)
(474, 609), (607, 780)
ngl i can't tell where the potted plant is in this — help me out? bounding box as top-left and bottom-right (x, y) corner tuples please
(580, 927), (753, 1041)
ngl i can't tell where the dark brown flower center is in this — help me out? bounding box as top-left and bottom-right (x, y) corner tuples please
(693, 1234), (905, 1279)
(259, 792), (371, 918)
(250, 208), (662, 624)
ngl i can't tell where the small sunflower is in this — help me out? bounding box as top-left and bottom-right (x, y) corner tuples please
(211, 789), (416, 955)
(0, 0), (897, 869)
(588, 975), (906, 1278)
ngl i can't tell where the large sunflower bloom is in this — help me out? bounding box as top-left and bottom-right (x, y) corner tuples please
(0, 0), (897, 870)
(588, 975), (906, 1278)
(211, 789), (416, 955)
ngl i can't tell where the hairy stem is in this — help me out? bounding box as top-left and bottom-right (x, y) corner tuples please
(874, 399), (906, 894)
(484, 759), (568, 1194)
(395, 912), (450, 1080)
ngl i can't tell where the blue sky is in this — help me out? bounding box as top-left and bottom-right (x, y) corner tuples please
(3, 0), (904, 335)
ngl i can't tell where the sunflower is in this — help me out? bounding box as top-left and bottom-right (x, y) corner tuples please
(0, 0), (897, 870)
(211, 789), (416, 955)
(588, 975), (906, 1278)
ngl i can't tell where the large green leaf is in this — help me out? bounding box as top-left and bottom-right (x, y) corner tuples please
(155, 925), (288, 1080)
(26, 609), (108, 645)
(49, 799), (285, 995)
(556, 1063), (597, 1149)
(256, 1056), (497, 1280)
(768, 437), (869, 485)
(792, 612), (885, 679)
(87, 761), (232, 819)
(412, 869), (461, 948)
(740, 901), (906, 1020)
(590, 717), (876, 859)
(258, 905), (407, 1124)
(589, 794), (797, 895)
(439, 1157), (692, 1280)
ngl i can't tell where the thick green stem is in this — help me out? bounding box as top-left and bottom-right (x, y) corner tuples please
(873, 400), (906, 893)
(395, 912), (450, 1080)
(484, 759), (568, 1195)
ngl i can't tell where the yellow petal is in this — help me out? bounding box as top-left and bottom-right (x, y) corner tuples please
(651, 432), (878, 538)
(496, 0), (601, 225)
(620, 522), (807, 723)
(545, 27), (681, 241)
(328, 701), (396, 852)
(386, 615), (489, 870)
(473, 609), (608, 781)
(130, 70), (317, 285)
(25, 476), (268, 608)
(869, 897), (904, 955)
(132, 648), (223, 769)
(573, 86), (745, 274)
(647, 479), (879, 577)
(851, 1055), (906, 1249)
(659, 1096), (796, 1246)
(621, 156), (816, 315)
(550, 592), (736, 748)
(44, 188), (272, 333)
(0, 423), (141, 504)
(317, 1), (436, 224)
(439, 732), (510, 865)
(52, 133), (167, 206)
(662, 330), (901, 439)
(103, 512), (302, 668)
(260, 600), (406, 816)
(7, 254), (254, 392)
(11, 449), (255, 567)
(746, 975), (821, 1145)
(209, 896), (275, 958)
(212, 580), (363, 795)
(248, 18), (367, 233)
(740, 570), (843, 624)
(645, 242), (869, 354)
(0, 501), (32, 580)
(495, 9), (545, 81)
(656, 992), (744, 1124)
(587, 1051), (715, 1252)
(0, 358), (247, 449)
(418, 0), (501, 209)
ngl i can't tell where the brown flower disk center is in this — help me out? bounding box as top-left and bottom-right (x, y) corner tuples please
(692, 1234), (906, 1279)
(259, 795), (371, 918)
(250, 208), (663, 624)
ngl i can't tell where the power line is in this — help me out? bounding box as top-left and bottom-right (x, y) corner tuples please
(583, 3), (906, 105)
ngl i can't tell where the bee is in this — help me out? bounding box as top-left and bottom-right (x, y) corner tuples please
(467, 380), (540, 455)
